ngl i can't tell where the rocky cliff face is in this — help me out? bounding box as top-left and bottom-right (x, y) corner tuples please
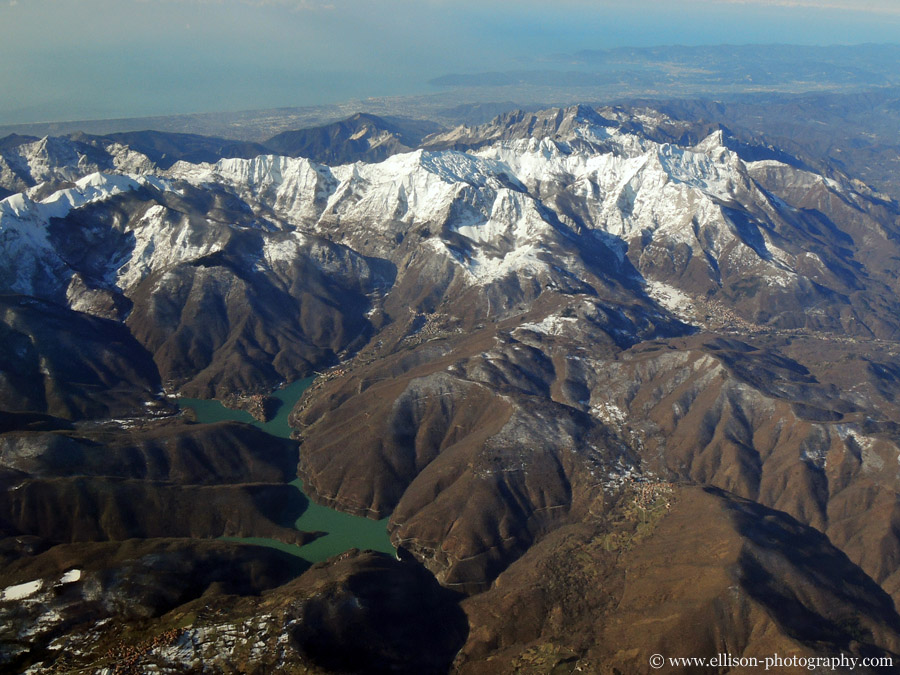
(3, 105), (900, 671)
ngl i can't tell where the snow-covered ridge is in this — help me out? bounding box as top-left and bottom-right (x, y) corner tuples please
(168, 148), (527, 232)
(0, 171), (157, 257)
(0, 135), (154, 193)
(1, 172), (143, 220)
(467, 127), (804, 292)
(159, 120), (817, 280)
(160, 123), (777, 281)
(746, 158), (842, 191)
(0, 173), (152, 295)
(0, 108), (874, 317)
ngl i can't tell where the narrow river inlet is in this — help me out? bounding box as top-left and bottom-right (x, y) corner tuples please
(179, 377), (395, 563)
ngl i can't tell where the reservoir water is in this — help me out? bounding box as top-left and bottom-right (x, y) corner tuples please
(179, 377), (395, 563)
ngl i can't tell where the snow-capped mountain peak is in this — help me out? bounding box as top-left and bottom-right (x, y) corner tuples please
(0, 105), (895, 338)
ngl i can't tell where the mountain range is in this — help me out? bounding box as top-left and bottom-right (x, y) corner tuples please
(2, 105), (900, 672)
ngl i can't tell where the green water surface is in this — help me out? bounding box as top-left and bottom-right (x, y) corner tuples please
(179, 377), (395, 563)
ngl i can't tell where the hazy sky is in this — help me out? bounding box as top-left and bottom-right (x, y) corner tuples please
(1, 0), (898, 124)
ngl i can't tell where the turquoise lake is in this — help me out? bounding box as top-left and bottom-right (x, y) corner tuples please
(179, 377), (395, 563)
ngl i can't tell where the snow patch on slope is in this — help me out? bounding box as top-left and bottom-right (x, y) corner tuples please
(1, 579), (43, 602)
(517, 314), (579, 336)
(645, 280), (696, 321)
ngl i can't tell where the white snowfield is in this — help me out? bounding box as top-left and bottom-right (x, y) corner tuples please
(0, 108), (853, 307)
(59, 569), (82, 584)
(1, 579), (43, 601)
